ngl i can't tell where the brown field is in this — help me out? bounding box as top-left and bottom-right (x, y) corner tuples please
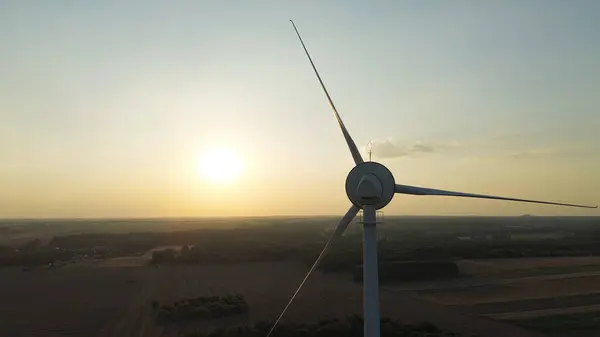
(458, 257), (600, 277)
(0, 261), (546, 337)
(419, 274), (600, 305)
(418, 257), (600, 305)
(454, 293), (600, 315)
(402, 257), (600, 337)
(485, 304), (600, 320)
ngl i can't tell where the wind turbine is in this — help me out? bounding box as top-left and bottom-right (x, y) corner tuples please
(266, 20), (598, 337)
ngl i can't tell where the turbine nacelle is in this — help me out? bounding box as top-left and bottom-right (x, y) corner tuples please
(346, 162), (395, 209)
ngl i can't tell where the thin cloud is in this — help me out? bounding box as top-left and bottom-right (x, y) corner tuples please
(507, 148), (587, 159)
(508, 149), (556, 159)
(368, 139), (460, 159)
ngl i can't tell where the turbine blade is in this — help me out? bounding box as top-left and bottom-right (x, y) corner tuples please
(266, 204), (360, 337)
(395, 184), (598, 209)
(289, 20), (364, 165)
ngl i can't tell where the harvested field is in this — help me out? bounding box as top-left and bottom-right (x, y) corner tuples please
(382, 257), (600, 336)
(456, 293), (600, 315)
(0, 267), (148, 337)
(458, 257), (600, 277)
(419, 274), (600, 305)
(487, 304), (600, 320)
(94, 245), (183, 267)
(0, 262), (546, 337)
(505, 311), (600, 336)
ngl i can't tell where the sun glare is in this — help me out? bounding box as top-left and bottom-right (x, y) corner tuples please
(199, 148), (243, 183)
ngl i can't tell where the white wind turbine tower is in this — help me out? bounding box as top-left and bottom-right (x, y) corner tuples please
(266, 20), (598, 337)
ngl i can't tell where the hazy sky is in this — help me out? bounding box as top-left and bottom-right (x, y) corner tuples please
(1, 1), (599, 218)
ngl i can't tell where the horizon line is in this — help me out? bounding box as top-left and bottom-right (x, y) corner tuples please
(2, 214), (599, 221)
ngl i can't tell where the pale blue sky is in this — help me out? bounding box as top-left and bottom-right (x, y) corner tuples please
(1, 1), (599, 217)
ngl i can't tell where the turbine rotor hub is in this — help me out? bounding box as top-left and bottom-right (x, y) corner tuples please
(345, 162), (395, 209)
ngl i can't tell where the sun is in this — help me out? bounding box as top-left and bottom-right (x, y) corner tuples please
(199, 148), (243, 183)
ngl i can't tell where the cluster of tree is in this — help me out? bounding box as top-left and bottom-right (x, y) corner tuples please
(1, 235), (159, 268)
(377, 240), (600, 260)
(40, 216), (600, 277)
(0, 252), (55, 267)
(186, 314), (462, 337)
(0, 239), (77, 267)
(353, 261), (460, 283)
(155, 293), (249, 324)
(149, 242), (326, 266)
(150, 248), (179, 264)
(48, 225), (328, 265)
(49, 233), (160, 257)
(144, 230), (600, 283)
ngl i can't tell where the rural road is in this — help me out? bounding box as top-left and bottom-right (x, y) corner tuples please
(96, 268), (163, 337)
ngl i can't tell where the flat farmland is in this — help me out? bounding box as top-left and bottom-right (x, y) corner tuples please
(405, 258), (600, 336)
(457, 257), (600, 278)
(420, 274), (600, 305)
(0, 267), (148, 337)
(0, 262), (545, 337)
